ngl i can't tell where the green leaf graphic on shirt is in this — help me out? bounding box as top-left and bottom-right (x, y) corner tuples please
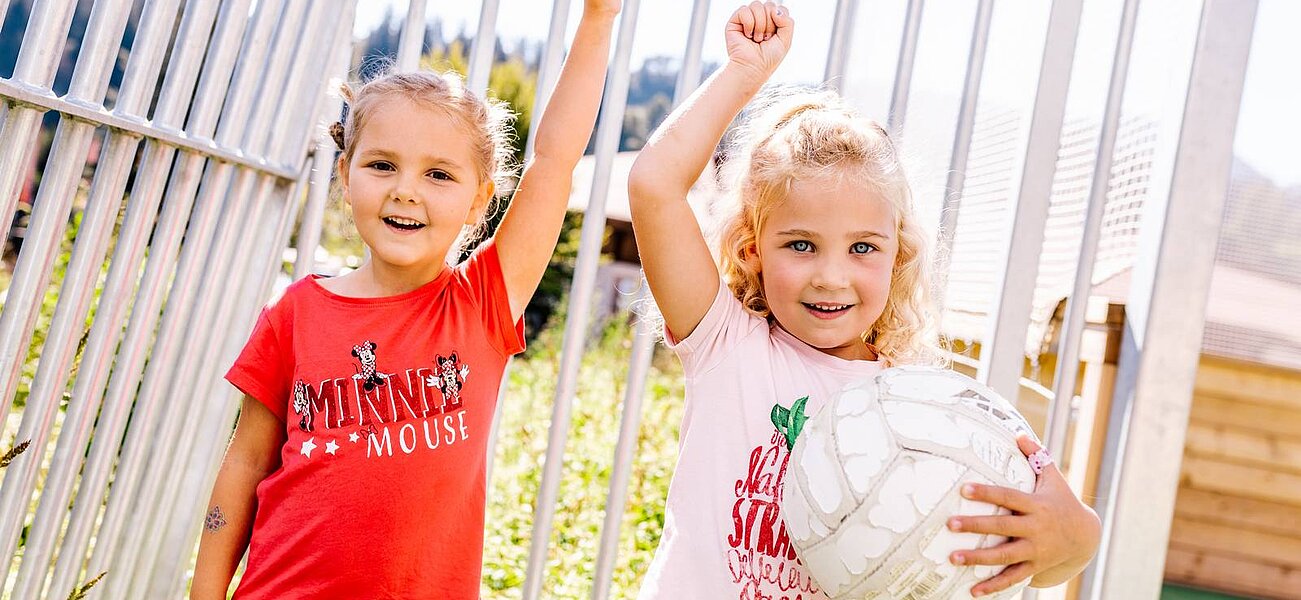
(771, 396), (810, 451)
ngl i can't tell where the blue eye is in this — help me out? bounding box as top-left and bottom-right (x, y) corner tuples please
(851, 242), (875, 254)
(788, 240), (813, 253)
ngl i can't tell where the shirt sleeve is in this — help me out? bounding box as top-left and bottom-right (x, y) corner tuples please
(225, 308), (292, 422)
(662, 280), (766, 376)
(460, 240), (527, 357)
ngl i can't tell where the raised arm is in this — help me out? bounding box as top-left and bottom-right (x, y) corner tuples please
(191, 397), (285, 599)
(493, 0), (620, 321)
(628, 2), (793, 340)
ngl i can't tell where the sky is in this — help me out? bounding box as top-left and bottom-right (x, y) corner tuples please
(353, 0), (1300, 188)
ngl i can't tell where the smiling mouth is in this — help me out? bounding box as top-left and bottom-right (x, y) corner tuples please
(802, 302), (854, 314)
(383, 216), (426, 231)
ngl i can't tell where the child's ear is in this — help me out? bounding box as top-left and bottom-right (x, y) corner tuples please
(465, 179), (495, 225)
(742, 242), (762, 273)
(336, 156), (351, 201)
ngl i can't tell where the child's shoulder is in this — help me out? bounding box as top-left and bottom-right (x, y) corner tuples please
(257, 275), (324, 318)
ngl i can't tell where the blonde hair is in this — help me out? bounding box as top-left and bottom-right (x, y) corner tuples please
(332, 67), (518, 245)
(716, 88), (944, 366)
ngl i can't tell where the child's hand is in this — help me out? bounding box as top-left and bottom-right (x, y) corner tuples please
(947, 435), (1102, 596)
(584, 0), (621, 18)
(725, 2), (794, 80)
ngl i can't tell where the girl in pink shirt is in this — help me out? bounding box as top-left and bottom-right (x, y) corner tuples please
(627, 3), (1100, 599)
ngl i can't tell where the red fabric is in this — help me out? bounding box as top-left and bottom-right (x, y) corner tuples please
(226, 242), (524, 599)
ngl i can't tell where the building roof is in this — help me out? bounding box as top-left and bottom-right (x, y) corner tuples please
(567, 150), (725, 225)
(567, 151), (638, 222)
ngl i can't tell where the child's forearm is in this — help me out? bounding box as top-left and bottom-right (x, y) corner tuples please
(633, 63), (768, 199)
(189, 462), (264, 599)
(529, 8), (618, 166)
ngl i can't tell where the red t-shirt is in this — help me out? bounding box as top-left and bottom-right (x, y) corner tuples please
(225, 242), (525, 599)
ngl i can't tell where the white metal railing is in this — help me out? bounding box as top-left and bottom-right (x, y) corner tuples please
(0, 0), (1257, 598)
(0, 0), (352, 597)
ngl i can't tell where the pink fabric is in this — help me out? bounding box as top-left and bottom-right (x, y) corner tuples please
(638, 282), (883, 600)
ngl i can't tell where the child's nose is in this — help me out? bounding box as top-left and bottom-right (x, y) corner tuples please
(811, 257), (850, 289)
(391, 180), (419, 203)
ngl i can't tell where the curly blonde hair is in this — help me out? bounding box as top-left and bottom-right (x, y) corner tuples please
(333, 67), (518, 246)
(715, 88), (943, 366)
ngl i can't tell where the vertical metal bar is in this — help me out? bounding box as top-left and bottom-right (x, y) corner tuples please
(823, 0), (860, 90)
(444, 0), (504, 264)
(46, 1), (248, 590)
(0, 0), (139, 572)
(111, 2), (318, 592)
(397, 0), (428, 70)
(1083, 1), (1257, 597)
(292, 147), (336, 278)
(467, 0), (502, 96)
(249, 1), (330, 166)
(1044, 0), (1141, 461)
(294, 9), (356, 279)
(0, 0), (82, 427)
(3, 133), (138, 593)
(144, 9), (344, 590)
(159, 174), (303, 599)
(0, 123), (100, 409)
(887, 0), (925, 135)
(521, 3), (640, 598)
(483, 361), (513, 493)
(83, 0), (288, 591)
(591, 5), (709, 596)
(673, 0), (711, 105)
(590, 291), (654, 600)
(976, 0), (1084, 401)
(934, 0), (996, 315)
(485, 0), (578, 486)
(137, 13), (333, 593)
(524, 0), (573, 161)
(107, 62), (294, 600)
(4, 0), (189, 588)
(87, 165), (244, 598)
(143, 177), (292, 599)
(0, 0), (77, 233)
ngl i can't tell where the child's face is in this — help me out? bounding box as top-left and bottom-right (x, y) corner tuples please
(750, 173), (898, 361)
(339, 96), (491, 274)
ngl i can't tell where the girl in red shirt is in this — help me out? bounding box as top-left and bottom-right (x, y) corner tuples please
(191, 3), (621, 598)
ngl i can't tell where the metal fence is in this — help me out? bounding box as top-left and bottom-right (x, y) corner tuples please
(0, 0), (354, 597)
(0, 0), (1256, 598)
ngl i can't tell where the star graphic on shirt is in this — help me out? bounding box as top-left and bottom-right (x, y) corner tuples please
(348, 431), (360, 443)
(300, 438), (317, 458)
(325, 440), (339, 455)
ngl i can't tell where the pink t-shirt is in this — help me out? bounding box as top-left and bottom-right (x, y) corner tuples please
(639, 283), (884, 600)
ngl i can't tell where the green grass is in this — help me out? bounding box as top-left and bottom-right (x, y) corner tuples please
(481, 319), (684, 599)
(1161, 584), (1254, 600)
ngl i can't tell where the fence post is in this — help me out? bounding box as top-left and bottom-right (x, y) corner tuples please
(1082, 1), (1258, 596)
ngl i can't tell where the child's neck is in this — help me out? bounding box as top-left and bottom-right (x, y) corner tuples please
(326, 259), (447, 298)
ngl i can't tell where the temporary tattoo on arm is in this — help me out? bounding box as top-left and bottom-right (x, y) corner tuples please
(204, 506), (228, 533)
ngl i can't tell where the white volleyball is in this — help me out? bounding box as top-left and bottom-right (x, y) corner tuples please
(782, 366), (1038, 600)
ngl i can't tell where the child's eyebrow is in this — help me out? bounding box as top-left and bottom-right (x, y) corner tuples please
(356, 148), (467, 171)
(773, 229), (891, 240)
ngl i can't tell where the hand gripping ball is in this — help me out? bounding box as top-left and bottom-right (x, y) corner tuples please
(781, 366), (1039, 599)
